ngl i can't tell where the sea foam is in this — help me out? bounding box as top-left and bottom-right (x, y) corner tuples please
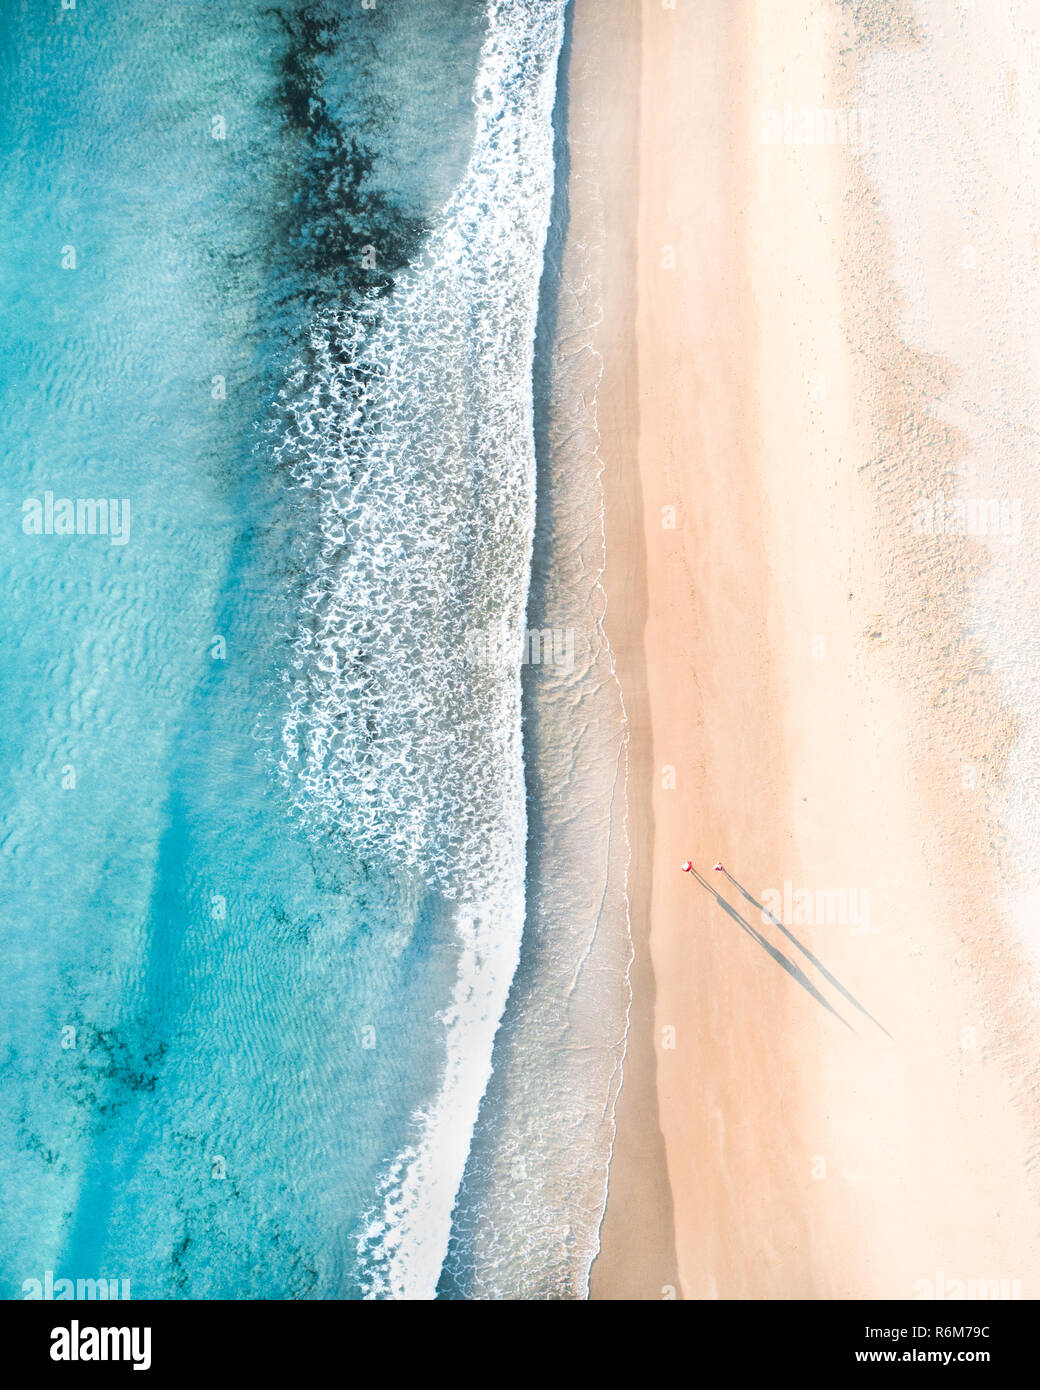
(274, 0), (568, 1299)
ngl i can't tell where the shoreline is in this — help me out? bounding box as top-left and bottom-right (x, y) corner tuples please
(588, 0), (1040, 1299)
(564, 0), (681, 1301)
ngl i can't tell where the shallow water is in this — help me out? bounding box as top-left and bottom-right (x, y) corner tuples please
(0, 0), (626, 1301)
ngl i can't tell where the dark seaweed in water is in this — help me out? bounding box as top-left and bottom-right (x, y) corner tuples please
(264, 1), (427, 333)
(233, 2), (436, 660)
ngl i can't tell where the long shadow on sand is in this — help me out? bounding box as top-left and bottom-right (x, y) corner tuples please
(721, 868), (892, 1040)
(689, 867), (854, 1032)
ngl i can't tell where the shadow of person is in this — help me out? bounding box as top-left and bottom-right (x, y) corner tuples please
(688, 868), (854, 1032)
(720, 868), (892, 1040)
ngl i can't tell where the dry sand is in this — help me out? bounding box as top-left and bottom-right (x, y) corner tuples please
(584, 0), (1040, 1299)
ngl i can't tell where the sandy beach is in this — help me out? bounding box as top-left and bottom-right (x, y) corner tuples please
(584, 0), (1040, 1299)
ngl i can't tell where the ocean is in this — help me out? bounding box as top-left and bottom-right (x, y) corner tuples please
(0, 0), (630, 1300)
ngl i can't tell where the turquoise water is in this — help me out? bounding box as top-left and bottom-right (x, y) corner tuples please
(1, 0), (628, 1301)
(0, 0), (498, 1300)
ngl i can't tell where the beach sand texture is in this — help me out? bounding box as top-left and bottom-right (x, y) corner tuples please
(582, 0), (1040, 1299)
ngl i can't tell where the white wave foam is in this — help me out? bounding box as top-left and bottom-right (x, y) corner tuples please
(437, 52), (635, 1295)
(274, 0), (568, 1298)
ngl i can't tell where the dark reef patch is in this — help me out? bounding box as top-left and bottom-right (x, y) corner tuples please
(262, 2), (427, 333)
